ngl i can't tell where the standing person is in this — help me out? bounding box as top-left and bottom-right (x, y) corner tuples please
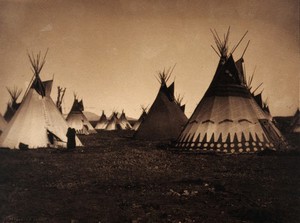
(66, 127), (76, 150)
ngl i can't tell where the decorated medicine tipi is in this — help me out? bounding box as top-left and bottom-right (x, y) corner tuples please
(176, 29), (286, 153)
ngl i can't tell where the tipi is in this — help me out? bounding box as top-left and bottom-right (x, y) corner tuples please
(176, 29), (286, 153)
(118, 110), (132, 130)
(95, 110), (108, 130)
(289, 109), (300, 133)
(0, 114), (7, 135)
(243, 69), (273, 120)
(105, 112), (120, 130)
(0, 51), (83, 149)
(3, 86), (22, 122)
(132, 106), (148, 131)
(66, 96), (97, 134)
(134, 67), (188, 141)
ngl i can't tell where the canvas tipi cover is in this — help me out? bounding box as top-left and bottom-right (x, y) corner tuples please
(134, 69), (188, 141)
(95, 111), (108, 130)
(0, 52), (83, 149)
(176, 30), (285, 153)
(118, 110), (132, 130)
(0, 114), (7, 135)
(105, 112), (120, 130)
(290, 109), (300, 133)
(132, 107), (147, 131)
(3, 87), (22, 122)
(66, 97), (97, 134)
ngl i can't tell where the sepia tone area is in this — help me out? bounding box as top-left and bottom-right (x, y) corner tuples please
(0, 0), (299, 223)
(0, 0), (298, 118)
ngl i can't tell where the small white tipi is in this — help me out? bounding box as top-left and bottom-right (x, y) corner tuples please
(105, 112), (120, 131)
(66, 96), (97, 134)
(95, 111), (108, 130)
(118, 110), (132, 130)
(0, 51), (83, 149)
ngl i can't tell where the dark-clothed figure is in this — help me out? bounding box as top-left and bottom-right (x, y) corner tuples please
(66, 127), (76, 150)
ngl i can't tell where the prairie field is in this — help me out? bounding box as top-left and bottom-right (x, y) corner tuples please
(0, 131), (299, 223)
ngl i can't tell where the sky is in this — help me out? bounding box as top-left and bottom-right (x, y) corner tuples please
(0, 0), (299, 118)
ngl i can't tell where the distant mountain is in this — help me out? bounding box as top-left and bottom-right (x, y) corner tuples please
(83, 111), (100, 121)
(82, 111), (138, 122)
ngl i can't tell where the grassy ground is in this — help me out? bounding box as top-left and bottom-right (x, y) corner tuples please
(0, 131), (299, 223)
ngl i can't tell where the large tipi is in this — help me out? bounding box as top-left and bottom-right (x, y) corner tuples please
(95, 111), (108, 130)
(0, 114), (7, 135)
(134, 68), (188, 141)
(176, 29), (286, 153)
(0, 51), (83, 149)
(66, 96), (97, 134)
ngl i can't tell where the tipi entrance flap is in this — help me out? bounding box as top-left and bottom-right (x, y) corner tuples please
(46, 129), (66, 148)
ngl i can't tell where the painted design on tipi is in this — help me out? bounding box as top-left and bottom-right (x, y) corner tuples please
(176, 28), (286, 153)
(66, 95), (97, 134)
(134, 66), (188, 141)
(0, 51), (83, 149)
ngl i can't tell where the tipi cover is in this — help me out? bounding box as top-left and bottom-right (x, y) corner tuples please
(3, 87), (22, 122)
(0, 114), (7, 135)
(134, 69), (188, 141)
(132, 107), (147, 131)
(0, 52), (83, 149)
(95, 111), (108, 130)
(118, 110), (132, 130)
(66, 97), (97, 134)
(176, 29), (285, 153)
(289, 109), (300, 133)
(105, 112), (120, 130)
